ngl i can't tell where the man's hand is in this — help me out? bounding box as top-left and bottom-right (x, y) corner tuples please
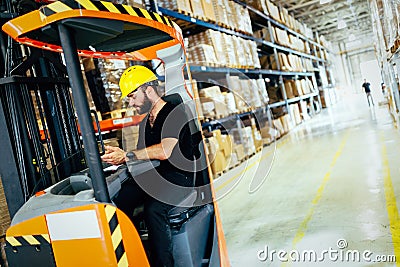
(101, 145), (126, 165)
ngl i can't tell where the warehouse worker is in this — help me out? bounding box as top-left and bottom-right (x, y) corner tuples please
(101, 65), (194, 267)
(362, 79), (375, 106)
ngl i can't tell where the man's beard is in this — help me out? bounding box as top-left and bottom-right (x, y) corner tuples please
(137, 96), (152, 115)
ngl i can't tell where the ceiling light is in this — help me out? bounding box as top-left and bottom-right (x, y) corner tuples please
(338, 19), (347, 29)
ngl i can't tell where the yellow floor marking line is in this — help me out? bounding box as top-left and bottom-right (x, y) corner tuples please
(215, 136), (290, 192)
(381, 134), (400, 265)
(281, 132), (349, 267)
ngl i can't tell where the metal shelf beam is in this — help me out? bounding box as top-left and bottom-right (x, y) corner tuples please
(158, 7), (326, 63)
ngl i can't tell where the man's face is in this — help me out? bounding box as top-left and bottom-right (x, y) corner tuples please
(127, 86), (152, 114)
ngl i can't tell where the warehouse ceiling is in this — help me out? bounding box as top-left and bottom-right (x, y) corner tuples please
(270, 0), (373, 44)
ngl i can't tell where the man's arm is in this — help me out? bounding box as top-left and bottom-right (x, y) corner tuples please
(101, 137), (178, 165)
(134, 137), (178, 160)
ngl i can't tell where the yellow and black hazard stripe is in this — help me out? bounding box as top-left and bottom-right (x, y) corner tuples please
(105, 205), (128, 267)
(39, 0), (173, 27)
(6, 234), (50, 247)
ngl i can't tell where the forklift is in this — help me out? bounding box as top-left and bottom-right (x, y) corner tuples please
(0, 0), (229, 266)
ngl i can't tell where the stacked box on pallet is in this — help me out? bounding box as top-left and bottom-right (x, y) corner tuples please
(232, 36), (247, 67)
(223, 92), (238, 114)
(250, 80), (263, 108)
(256, 79), (269, 104)
(284, 80), (295, 99)
(158, 0), (192, 14)
(199, 86), (229, 118)
(249, 41), (262, 68)
(188, 30), (227, 66)
(205, 134), (225, 176)
(250, 118), (263, 150)
(275, 28), (290, 47)
(273, 117), (285, 137)
(259, 124), (278, 145)
(246, 0), (268, 15)
(122, 109), (140, 151)
(97, 58), (129, 111)
(240, 127), (256, 156)
(241, 39), (252, 68)
(227, 1), (238, 30)
(186, 44), (217, 66)
(231, 3), (241, 32)
(304, 58), (314, 71)
(294, 80), (304, 96)
(279, 6), (290, 26)
(299, 101), (311, 121)
(289, 103), (302, 125)
(227, 76), (248, 112)
(212, 0), (229, 26)
(242, 6), (253, 35)
(239, 79), (253, 107)
(288, 54), (304, 72)
(201, 0), (216, 22)
(255, 27), (271, 42)
(190, 0), (205, 19)
(266, 0), (281, 22)
(278, 53), (293, 71)
(187, 79), (204, 120)
(279, 114), (294, 133)
(223, 35), (238, 67)
(205, 130), (234, 176)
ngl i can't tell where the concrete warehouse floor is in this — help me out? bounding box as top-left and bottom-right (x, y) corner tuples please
(215, 92), (400, 266)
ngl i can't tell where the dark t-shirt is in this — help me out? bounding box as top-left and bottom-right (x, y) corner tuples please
(362, 82), (371, 93)
(137, 102), (194, 186)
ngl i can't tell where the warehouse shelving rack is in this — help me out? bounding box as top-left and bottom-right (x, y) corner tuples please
(157, 4), (327, 121)
(370, 0), (400, 126)
(159, 2), (338, 129)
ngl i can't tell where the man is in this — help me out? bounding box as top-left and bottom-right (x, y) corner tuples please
(362, 79), (375, 106)
(101, 65), (194, 267)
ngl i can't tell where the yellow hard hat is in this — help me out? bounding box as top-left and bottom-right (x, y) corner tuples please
(119, 65), (157, 99)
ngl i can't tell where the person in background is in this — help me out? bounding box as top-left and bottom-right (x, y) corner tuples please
(101, 65), (194, 267)
(362, 79), (375, 107)
(381, 82), (386, 95)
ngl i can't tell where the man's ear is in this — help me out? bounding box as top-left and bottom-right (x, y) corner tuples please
(144, 85), (155, 97)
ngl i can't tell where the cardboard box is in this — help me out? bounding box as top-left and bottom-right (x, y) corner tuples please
(266, 0), (281, 22)
(212, 0), (229, 26)
(252, 127), (263, 150)
(220, 134), (233, 157)
(190, 0), (205, 19)
(279, 114), (293, 133)
(289, 104), (302, 125)
(284, 80), (295, 99)
(246, 0), (268, 14)
(223, 92), (238, 114)
(201, 0), (216, 22)
(234, 143), (245, 161)
(273, 118), (285, 136)
(199, 85), (223, 98)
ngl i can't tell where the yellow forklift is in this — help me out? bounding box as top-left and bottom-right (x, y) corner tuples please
(0, 0), (229, 266)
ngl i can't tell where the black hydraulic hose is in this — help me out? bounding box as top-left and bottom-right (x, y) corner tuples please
(58, 23), (110, 203)
(21, 84), (49, 188)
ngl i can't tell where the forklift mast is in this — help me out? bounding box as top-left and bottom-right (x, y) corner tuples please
(0, 0), (87, 217)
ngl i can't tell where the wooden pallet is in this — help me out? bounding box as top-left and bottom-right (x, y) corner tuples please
(391, 38), (400, 54)
(176, 9), (193, 17)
